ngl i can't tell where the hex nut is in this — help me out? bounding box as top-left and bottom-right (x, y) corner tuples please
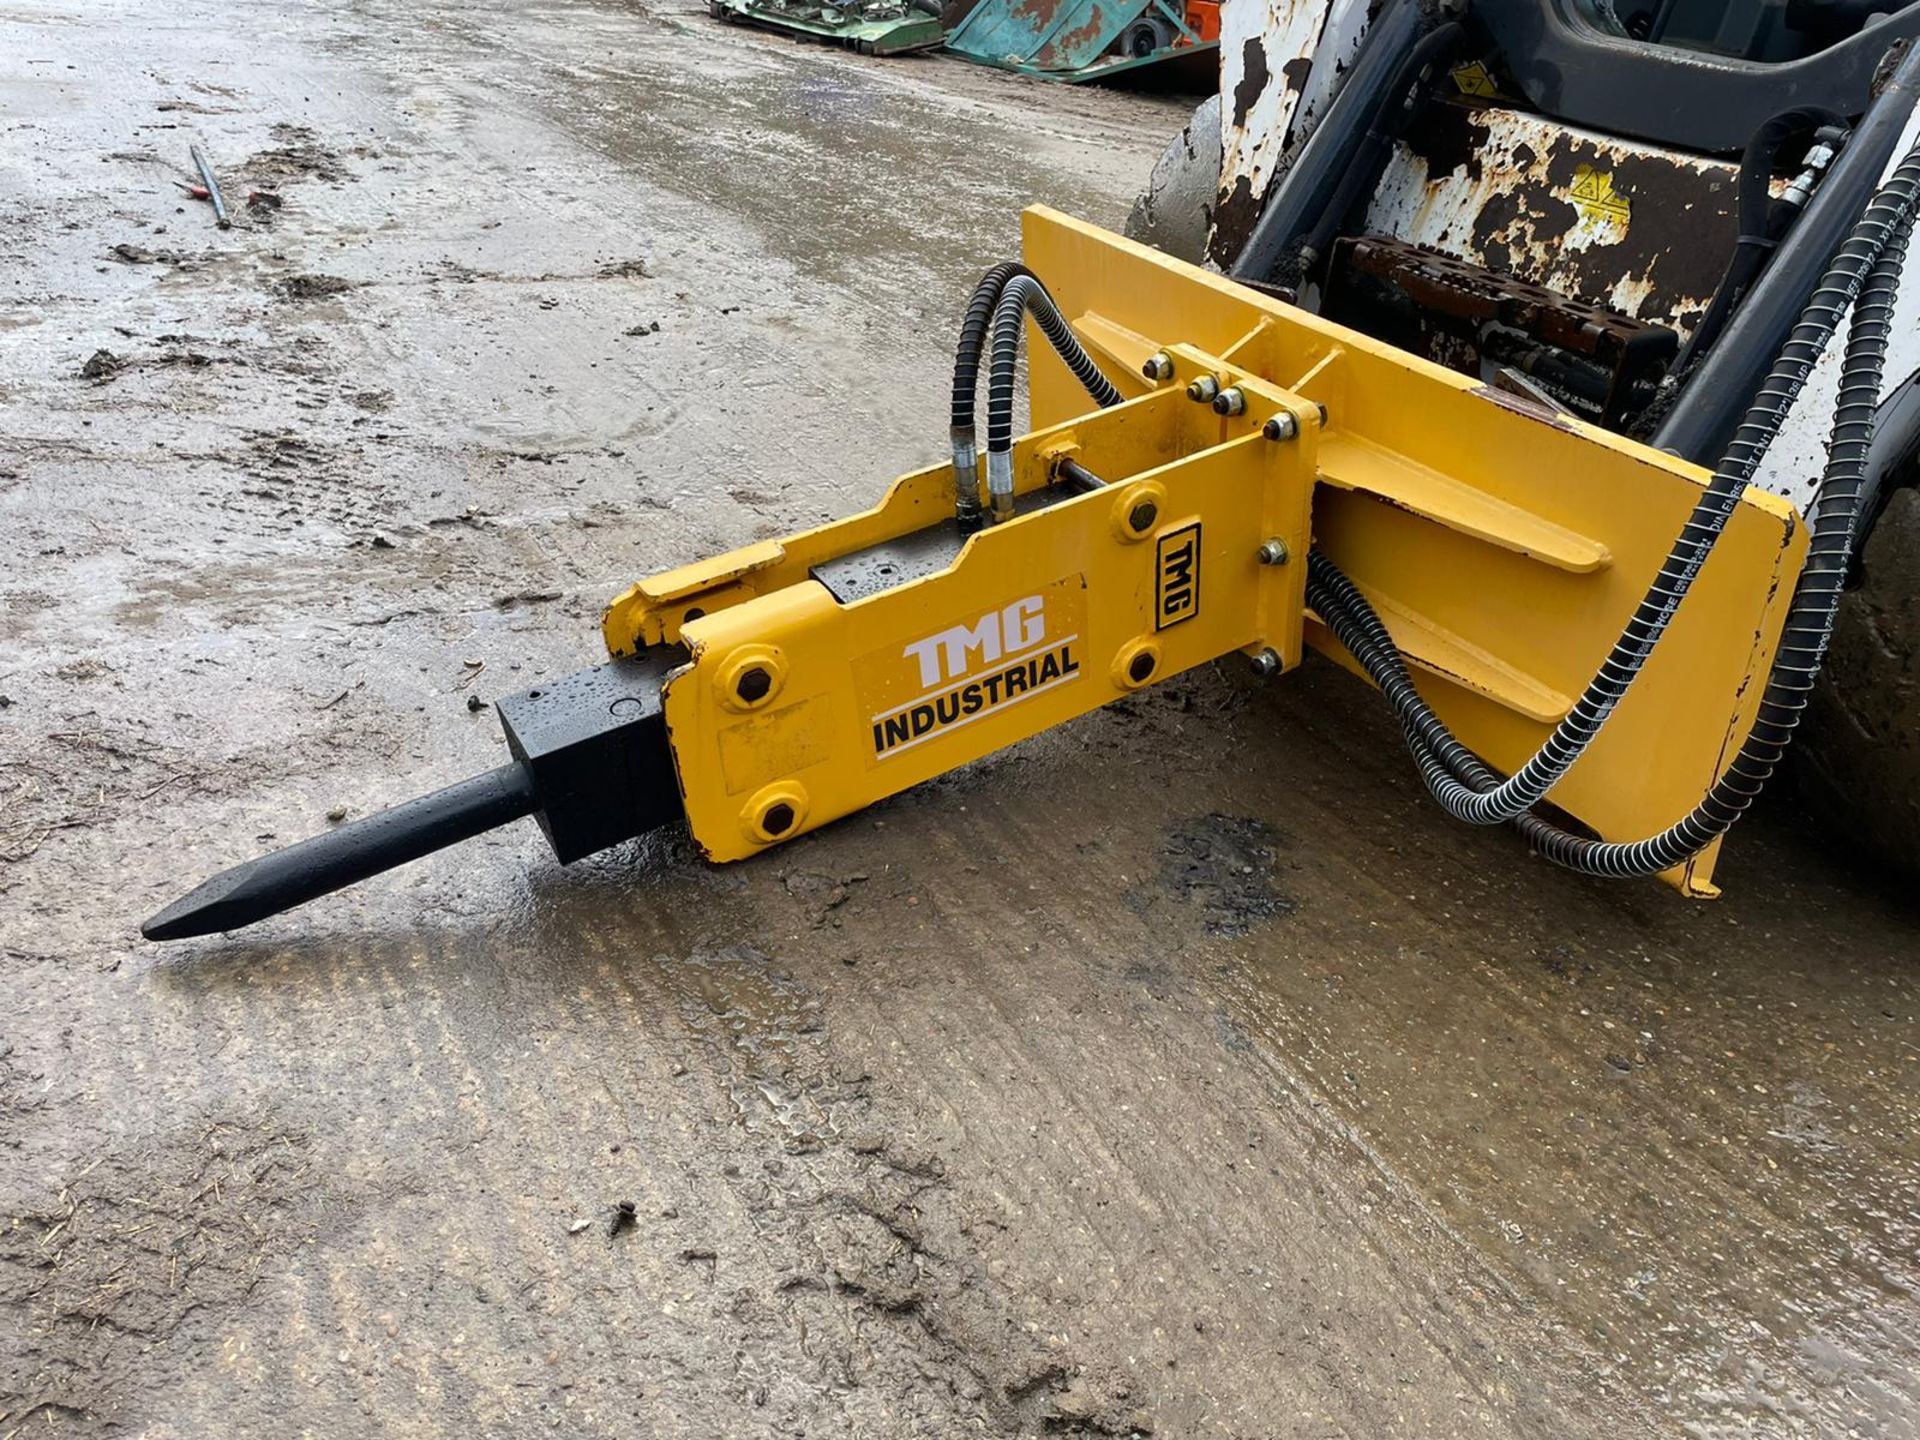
(1262, 413), (1299, 441)
(735, 666), (772, 704)
(1185, 374), (1220, 404)
(1212, 386), (1247, 416)
(1248, 648), (1281, 677)
(1141, 351), (1174, 381)
(1257, 538), (1290, 566)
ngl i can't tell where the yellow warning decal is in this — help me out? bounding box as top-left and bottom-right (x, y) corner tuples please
(1450, 61), (1499, 98)
(1569, 164), (1631, 225)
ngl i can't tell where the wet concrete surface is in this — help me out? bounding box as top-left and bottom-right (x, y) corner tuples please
(2, 1), (1917, 1435)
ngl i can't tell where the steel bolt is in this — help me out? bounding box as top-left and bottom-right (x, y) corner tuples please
(735, 666), (772, 704)
(1127, 499), (1159, 534)
(1248, 648), (1282, 678)
(1141, 351), (1174, 381)
(761, 801), (796, 836)
(1262, 413), (1299, 442)
(1212, 386), (1247, 416)
(1257, 538), (1290, 566)
(1127, 650), (1156, 684)
(1185, 374), (1220, 404)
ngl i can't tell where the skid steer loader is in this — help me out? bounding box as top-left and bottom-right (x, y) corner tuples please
(144, 1), (1920, 939)
(1130, 0), (1920, 874)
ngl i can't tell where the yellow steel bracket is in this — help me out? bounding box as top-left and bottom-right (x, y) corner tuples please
(602, 208), (1808, 897)
(609, 383), (1319, 861)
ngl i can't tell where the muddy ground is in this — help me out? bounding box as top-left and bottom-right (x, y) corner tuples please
(2, 1), (1918, 1435)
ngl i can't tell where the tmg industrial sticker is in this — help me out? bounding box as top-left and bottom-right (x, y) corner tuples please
(857, 576), (1086, 762)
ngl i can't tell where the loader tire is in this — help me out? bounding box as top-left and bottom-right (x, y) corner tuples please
(1800, 484), (1920, 877)
(1124, 93), (1221, 266)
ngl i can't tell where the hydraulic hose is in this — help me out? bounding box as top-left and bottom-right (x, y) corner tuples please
(1294, 22), (1463, 274)
(951, 262), (1033, 531)
(1306, 552), (1503, 794)
(1305, 145), (1919, 877)
(1656, 39), (1920, 464)
(1682, 107), (1848, 367)
(1515, 199), (1913, 876)
(983, 273), (1123, 524)
(1353, 141), (1920, 831)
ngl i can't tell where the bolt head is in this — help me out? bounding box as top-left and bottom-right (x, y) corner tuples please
(1127, 651), (1156, 684)
(735, 666), (772, 704)
(1262, 413), (1299, 442)
(761, 801), (796, 836)
(1127, 500), (1159, 534)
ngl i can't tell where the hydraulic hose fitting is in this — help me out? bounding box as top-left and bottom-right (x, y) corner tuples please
(952, 261), (1031, 530)
(981, 272), (1124, 528)
(1782, 127), (1846, 211)
(987, 449), (1016, 525)
(951, 427), (984, 532)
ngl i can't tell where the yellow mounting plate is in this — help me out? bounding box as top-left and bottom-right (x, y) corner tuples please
(1022, 205), (1807, 895)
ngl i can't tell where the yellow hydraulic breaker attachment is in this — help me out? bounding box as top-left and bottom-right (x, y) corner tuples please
(144, 208), (1808, 942)
(605, 209), (1804, 899)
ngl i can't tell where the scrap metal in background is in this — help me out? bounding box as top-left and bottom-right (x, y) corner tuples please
(707, 0), (945, 55)
(944, 0), (1219, 83)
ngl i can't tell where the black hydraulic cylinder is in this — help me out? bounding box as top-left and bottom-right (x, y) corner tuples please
(142, 765), (538, 940)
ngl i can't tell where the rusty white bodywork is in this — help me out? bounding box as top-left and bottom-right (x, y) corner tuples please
(1210, 0), (1920, 512)
(1361, 108), (1742, 340)
(1214, 0), (1370, 259)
